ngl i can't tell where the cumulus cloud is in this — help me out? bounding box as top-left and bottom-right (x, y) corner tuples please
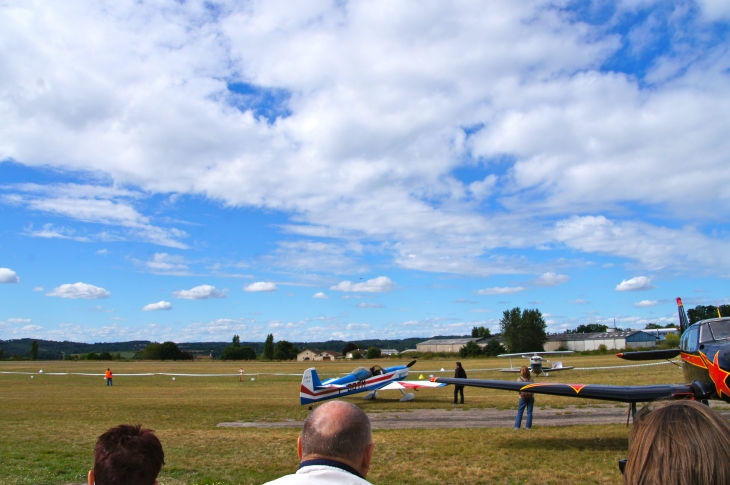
(533, 272), (570, 287)
(331, 276), (394, 293)
(569, 299), (590, 304)
(356, 302), (385, 308)
(32, 286), (44, 291)
(616, 276), (654, 292)
(46, 282), (110, 299)
(7, 318), (31, 323)
(136, 253), (191, 276)
(244, 281), (277, 292)
(313, 292), (328, 299)
(476, 286), (526, 295)
(173, 285), (227, 300)
(142, 301), (172, 311)
(634, 300), (658, 308)
(0, 268), (20, 283)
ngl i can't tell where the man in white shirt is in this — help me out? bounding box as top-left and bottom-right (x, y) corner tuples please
(265, 400), (374, 485)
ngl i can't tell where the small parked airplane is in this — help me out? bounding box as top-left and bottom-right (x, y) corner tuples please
(499, 351), (575, 376)
(300, 360), (445, 405)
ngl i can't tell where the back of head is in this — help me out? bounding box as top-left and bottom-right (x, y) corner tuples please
(301, 401), (372, 464)
(520, 366), (530, 379)
(624, 400), (730, 485)
(94, 424), (165, 485)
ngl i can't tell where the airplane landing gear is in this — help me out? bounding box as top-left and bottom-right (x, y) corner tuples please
(364, 391), (378, 400)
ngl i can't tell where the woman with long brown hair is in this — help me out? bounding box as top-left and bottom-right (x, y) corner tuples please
(514, 366), (534, 429)
(623, 399), (730, 485)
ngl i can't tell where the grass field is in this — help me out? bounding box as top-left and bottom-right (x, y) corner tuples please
(0, 355), (691, 485)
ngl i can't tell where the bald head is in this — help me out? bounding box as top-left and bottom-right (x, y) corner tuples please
(301, 401), (372, 465)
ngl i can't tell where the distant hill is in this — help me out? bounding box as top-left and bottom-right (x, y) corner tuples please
(0, 335), (468, 360)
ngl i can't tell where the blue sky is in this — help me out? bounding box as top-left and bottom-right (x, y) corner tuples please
(1, 0), (729, 343)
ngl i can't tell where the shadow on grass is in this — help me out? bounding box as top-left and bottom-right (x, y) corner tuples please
(501, 437), (626, 452)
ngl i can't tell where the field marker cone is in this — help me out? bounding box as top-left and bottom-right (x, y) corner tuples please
(418, 374), (424, 379)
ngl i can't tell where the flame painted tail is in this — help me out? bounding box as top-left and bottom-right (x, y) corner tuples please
(677, 297), (690, 334)
(300, 367), (326, 405)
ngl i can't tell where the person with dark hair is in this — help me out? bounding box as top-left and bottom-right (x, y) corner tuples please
(88, 424), (165, 485)
(264, 400), (374, 485)
(622, 400), (730, 485)
(514, 366), (534, 430)
(105, 368), (113, 386)
(453, 362), (467, 404)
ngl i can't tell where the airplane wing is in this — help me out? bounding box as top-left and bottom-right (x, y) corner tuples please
(500, 365), (574, 373)
(498, 351), (574, 358)
(616, 349), (681, 361)
(378, 380), (446, 390)
(434, 377), (705, 403)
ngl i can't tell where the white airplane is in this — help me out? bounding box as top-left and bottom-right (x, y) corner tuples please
(498, 351), (575, 376)
(299, 360), (445, 405)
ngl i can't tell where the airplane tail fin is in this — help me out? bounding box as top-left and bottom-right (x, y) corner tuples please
(300, 368), (324, 405)
(677, 297), (690, 334)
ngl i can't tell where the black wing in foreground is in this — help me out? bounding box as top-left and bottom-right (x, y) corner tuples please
(435, 377), (708, 403)
(615, 349), (681, 361)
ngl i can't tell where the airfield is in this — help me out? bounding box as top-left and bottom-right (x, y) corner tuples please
(2, 355), (724, 485)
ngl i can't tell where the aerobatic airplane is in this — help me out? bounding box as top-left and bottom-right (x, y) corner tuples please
(498, 351), (574, 376)
(434, 298), (730, 416)
(300, 360), (445, 405)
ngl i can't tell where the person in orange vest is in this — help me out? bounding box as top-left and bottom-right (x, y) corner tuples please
(105, 368), (113, 386)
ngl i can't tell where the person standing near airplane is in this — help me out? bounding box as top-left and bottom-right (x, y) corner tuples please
(514, 366), (533, 429)
(264, 400), (374, 485)
(453, 362), (467, 404)
(105, 368), (113, 386)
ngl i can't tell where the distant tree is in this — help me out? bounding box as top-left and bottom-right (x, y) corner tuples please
(366, 347), (382, 359)
(232, 335), (240, 347)
(220, 345), (257, 360)
(180, 351), (194, 360)
(30, 341), (39, 361)
(688, 305), (730, 323)
(500, 307), (547, 353)
(471, 326), (491, 338)
(86, 352), (100, 360)
(665, 323), (677, 328)
(351, 350), (362, 360)
(263, 334), (275, 360)
(99, 352), (113, 361)
(644, 323), (663, 329)
(459, 341), (483, 357)
(0, 348), (4, 360)
(159, 341), (183, 360)
(568, 324), (608, 334)
(141, 343), (163, 360)
(598, 344), (608, 354)
(342, 342), (360, 355)
(114, 352), (122, 360)
(664, 333), (681, 349)
(483, 339), (506, 357)
(274, 340), (299, 360)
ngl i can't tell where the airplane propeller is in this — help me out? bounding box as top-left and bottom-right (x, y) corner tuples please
(406, 360), (417, 368)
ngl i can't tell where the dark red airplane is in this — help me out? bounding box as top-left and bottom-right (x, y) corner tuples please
(434, 298), (729, 415)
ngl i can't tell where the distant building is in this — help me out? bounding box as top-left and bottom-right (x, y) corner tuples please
(380, 349), (399, 356)
(297, 349), (342, 361)
(642, 328), (679, 340)
(416, 337), (490, 353)
(544, 330), (658, 352)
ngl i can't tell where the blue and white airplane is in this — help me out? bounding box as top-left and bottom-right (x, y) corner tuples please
(300, 360), (446, 405)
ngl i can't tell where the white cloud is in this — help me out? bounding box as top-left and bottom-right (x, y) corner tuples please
(331, 276), (394, 293)
(173, 285), (227, 300)
(244, 281), (277, 292)
(313, 292), (328, 299)
(7, 318), (31, 323)
(634, 300), (659, 308)
(142, 301), (172, 311)
(32, 286), (44, 291)
(0, 268), (20, 283)
(136, 253), (191, 276)
(616, 276), (654, 292)
(46, 282), (110, 299)
(533, 272), (570, 287)
(569, 299), (589, 304)
(356, 302), (385, 308)
(476, 286), (526, 295)
(96, 248), (109, 255)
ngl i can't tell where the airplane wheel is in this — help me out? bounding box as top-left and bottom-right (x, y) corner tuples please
(544, 373), (549, 377)
(400, 393), (415, 402)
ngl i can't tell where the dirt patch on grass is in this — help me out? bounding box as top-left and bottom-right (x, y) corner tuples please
(219, 405), (730, 429)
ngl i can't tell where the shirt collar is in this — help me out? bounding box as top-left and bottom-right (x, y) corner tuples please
(298, 458), (365, 480)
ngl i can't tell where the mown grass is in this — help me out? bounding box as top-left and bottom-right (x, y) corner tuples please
(0, 356), (685, 485)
